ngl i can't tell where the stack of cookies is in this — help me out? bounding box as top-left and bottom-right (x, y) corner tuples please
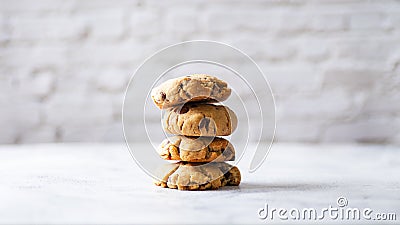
(151, 74), (241, 191)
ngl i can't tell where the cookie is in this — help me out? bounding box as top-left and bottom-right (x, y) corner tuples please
(163, 103), (237, 136)
(158, 136), (235, 162)
(151, 74), (231, 109)
(154, 162), (241, 190)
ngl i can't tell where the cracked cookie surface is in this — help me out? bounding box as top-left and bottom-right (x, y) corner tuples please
(154, 162), (241, 190)
(158, 136), (235, 162)
(151, 74), (231, 109)
(163, 103), (237, 136)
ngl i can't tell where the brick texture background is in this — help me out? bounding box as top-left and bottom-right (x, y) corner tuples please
(1, 0), (399, 144)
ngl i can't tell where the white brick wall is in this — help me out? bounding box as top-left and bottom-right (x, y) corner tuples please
(1, 0), (399, 145)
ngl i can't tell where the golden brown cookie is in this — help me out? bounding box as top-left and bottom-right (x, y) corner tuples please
(163, 103), (237, 136)
(151, 74), (231, 109)
(154, 162), (241, 191)
(158, 136), (235, 162)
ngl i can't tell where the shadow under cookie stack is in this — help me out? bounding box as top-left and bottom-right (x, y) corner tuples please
(151, 74), (241, 191)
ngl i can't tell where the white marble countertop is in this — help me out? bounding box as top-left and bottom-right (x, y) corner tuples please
(0, 143), (399, 224)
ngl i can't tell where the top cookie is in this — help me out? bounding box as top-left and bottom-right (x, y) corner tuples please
(151, 74), (231, 109)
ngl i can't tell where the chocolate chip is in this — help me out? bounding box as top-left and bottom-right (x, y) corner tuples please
(160, 92), (166, 100)
(179, 106), (189, 114)
(199, 118), (210, 130)
(224, 172), (231, 180)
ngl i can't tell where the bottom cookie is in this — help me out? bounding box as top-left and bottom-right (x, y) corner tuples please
(154, 162), (241, 191)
